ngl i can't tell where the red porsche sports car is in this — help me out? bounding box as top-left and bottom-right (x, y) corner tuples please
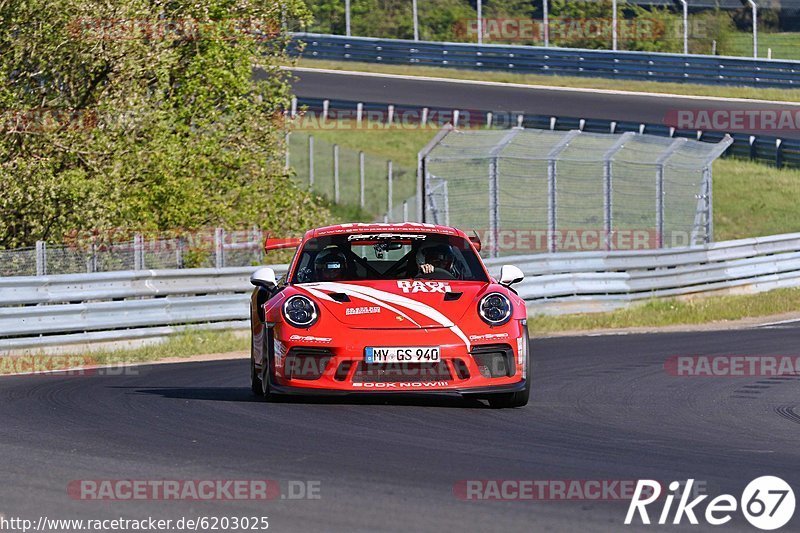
(249, 223), (530, 408)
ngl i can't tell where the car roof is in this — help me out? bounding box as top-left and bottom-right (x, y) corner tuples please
(307, 223), (466, 240)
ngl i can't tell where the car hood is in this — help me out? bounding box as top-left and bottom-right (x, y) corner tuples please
(295, 280), (489, 329)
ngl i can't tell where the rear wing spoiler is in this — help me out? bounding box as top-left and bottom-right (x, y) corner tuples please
(264, 235), (302, 252)
(468, 231), (482, 253)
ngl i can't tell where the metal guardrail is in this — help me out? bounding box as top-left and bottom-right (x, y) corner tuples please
(4, 233), (800, 352)
(292, 33), (800, 88)
(484, 232), (800, 314)
(0, 267), (285, 353)
(295, 97), (800, 169)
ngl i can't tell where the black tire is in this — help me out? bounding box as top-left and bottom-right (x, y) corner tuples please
(487, 329), (531, 408)
(250, 355), (262, 397)
(259, 355), (275, 401)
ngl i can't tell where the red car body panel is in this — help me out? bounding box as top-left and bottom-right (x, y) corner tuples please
(250, 223), (529, 396)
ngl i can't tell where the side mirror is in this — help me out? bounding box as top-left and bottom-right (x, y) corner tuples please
(250, 267), (278, 289)
(499, 265), (524, 287)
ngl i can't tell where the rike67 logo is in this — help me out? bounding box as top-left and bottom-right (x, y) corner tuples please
(626, 477), (795, 530)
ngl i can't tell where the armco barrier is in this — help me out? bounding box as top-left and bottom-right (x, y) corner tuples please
(4, 233), (800, 353)
(293, 97), (800, 169)
(291, 33), (800, 88)
(0, 267), (284, 353)
(484, 232), (800, 314)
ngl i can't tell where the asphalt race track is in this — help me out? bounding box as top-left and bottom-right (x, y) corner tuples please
(287, 68), (800, 140)
(1, 327), (798, 532)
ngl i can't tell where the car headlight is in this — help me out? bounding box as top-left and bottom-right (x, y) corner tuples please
(283, 295), (319, 328)
(478, 292), (512, 326)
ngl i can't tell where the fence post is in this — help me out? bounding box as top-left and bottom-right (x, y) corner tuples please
(133, 234), (144, 270)
(656, 165), (665, 248)
(477, 0), (483, 44)
(776, 138), (783, 168)
(345, 0), (351, 36)
(90, 240), (98, 273)
(417, 125), (454, 224)
(403, 201), (409, 222)
(176, 236), (184, 269)
(214, 228), (225, 269)
(35, 241), (46, 276)
(387, 160), (393, 221)
(655, 138), (688, 248)
(308, 135), (315, 188)
(333, 144), (340, 203)
(612, 0), (618, 51)
(602, 132), (633, 250)
(543, 0), (550, 47)
(748, 0), (758, 58)
(412, 0), (419, 41)
(679, 0), (688, 55)
(252, 225), (262, 264)
(705, 166), (713, 243)
(443, 181), (450, 226)
(545, 130), (580, 252)
(359, 151), (366, 209)
(285, 132), (290, 170)
(357, 102), (363, 127)
(489, 159), (499, 257)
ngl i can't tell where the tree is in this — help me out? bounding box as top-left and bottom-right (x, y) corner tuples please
(0, 0), (329, 250)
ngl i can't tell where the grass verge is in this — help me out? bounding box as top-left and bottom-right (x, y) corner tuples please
(294, 58), (800, 103)
(0, 330), (248, 375)
(727, 32), (800, 62)
(528, 288), (800, 335)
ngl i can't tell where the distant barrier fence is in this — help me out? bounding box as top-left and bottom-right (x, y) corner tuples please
(294, 97), (800, 169)
(0, 228), (266, 278)
(291, 33), (800, 88)
(4, 232), (800, 353)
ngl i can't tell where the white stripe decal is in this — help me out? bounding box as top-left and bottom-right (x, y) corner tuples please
(304, 282), (472, 349)
(302, 283), (421, 327)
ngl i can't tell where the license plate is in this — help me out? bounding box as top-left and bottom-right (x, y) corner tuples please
(365, 346), (441, 364)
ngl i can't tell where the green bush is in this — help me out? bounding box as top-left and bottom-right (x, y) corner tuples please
(0, 0), (331, 250)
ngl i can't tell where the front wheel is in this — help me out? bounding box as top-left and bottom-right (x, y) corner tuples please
(487, 330), (531, 408)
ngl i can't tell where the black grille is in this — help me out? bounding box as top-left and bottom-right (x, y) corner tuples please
(335, 361), (353, 381)
(470, 344), (515, 378)
(353, 362), (452, 383)
(452, 359), (470, 380)
(284, 347), (332, 380)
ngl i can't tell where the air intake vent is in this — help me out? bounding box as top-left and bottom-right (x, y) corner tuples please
(284, 347), (332, 380)
(444, 292), (463, 301)
(470, 344), (515, 378)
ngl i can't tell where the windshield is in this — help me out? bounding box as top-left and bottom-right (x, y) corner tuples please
(291, 233), (488, 284)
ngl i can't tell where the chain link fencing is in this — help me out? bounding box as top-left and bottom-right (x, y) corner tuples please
(0, 229), (267, 277)
(287, 131), (419, 222)
(421, 127), (732, 257)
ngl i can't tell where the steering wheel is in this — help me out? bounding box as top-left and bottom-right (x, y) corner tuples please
(415, 267), (456, 280)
